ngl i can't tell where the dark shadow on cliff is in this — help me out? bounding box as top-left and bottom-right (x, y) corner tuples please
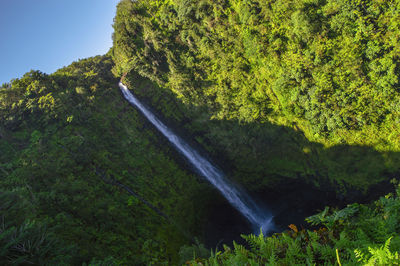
(122, 72), (400, 247)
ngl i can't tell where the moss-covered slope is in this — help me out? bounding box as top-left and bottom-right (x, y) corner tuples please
(0, 55), (207, 264)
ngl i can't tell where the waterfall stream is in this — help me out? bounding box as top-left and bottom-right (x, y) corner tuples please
(120, 82), (273, 233)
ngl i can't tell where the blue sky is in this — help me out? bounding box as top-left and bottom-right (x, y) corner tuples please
(0, 0), (120, 84)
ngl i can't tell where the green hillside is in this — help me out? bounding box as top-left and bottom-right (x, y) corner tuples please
(0, 56), (210, 264)
(112, 0), (400, 197)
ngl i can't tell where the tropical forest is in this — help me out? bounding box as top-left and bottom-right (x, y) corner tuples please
(1, 0), (400, 265)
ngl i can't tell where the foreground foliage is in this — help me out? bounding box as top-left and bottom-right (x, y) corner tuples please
(188, 182), (400, 265)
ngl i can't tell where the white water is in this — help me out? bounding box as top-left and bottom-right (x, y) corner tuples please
(120, 82), (273, 233)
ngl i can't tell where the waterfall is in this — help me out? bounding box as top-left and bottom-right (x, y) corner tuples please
(119, 82), (273, 233)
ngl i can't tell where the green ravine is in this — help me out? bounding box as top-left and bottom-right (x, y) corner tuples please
(1, 0), (400, 264)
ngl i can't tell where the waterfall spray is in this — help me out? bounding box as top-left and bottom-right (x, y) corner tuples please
(119, 82), (273, 233)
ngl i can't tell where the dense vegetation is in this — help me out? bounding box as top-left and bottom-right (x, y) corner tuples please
(112, 0), (400, 195)
(0, 56), (210, 264)
(112, 0), (400, 147)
